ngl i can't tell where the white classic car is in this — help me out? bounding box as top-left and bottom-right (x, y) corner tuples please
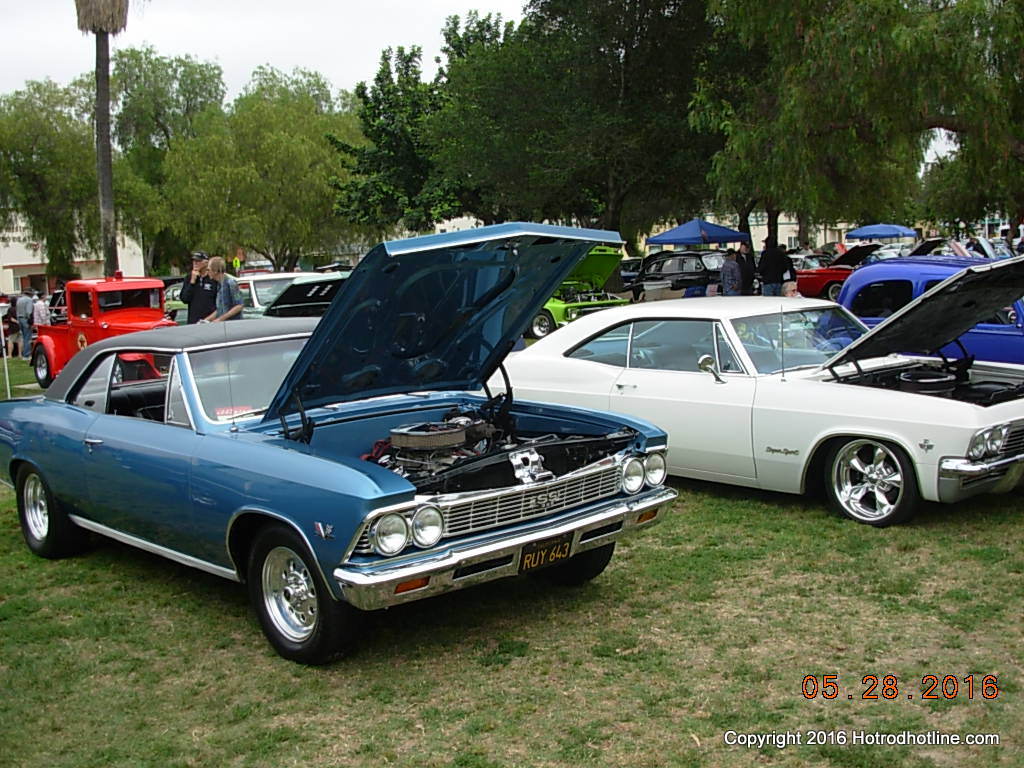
(496, 257), (1024, 526)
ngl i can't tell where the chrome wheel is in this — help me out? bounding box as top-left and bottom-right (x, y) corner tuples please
(826, 282), (842, 301)
(531, 311), (554, 338)
(831, 440), (904, 522)
(261, 546), (318, 643)
(33, 349), (49, 386)
(22, 473), (48, 542)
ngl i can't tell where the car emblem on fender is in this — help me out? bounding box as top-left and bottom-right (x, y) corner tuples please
(313, 522), (334, 540)
(919, 439), (934, 453)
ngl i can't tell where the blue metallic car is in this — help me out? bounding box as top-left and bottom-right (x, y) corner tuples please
(837, 256), (1024, 364)
(0, 223), (675, 664)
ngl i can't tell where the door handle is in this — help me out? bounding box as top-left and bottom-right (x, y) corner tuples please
(84, 438), (103, 453)
(615, 383), (638, 390)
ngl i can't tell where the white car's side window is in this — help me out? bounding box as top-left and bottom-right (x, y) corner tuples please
(566, 323), (631, 367)
(629, 319), (715, 372)
(714, 323), (744, 373)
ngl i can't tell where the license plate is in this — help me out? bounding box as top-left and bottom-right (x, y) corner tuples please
(519, 533), (573, 574)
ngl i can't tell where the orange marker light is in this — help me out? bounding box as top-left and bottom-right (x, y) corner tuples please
(394, 577), (430, 594)
(637, 509), (658, 524)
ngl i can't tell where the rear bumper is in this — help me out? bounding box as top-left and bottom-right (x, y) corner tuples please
(333, 486), (676, 610)
(936, 453), (1024, 502)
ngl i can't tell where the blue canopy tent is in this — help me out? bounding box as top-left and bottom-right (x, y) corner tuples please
(846, 223), (917, 240)
(647, 218), (751, 245)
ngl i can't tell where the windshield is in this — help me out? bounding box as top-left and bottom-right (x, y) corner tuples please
(248, 277), (296, 307)
(732, 307), (867, 374)
(97, 288), (161, 311)
(189, 337), (306, 421)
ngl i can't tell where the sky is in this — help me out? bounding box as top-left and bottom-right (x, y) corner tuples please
(2, 0), (526, 98)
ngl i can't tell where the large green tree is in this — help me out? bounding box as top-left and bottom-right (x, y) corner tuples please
(701, 0), (1024, 236)
(431, 1), (718, 250)
(75, 0), (129, 276)
(112, 46), (226, 273)
(164, 67), (364, 271)
(0, 79), (98, 278)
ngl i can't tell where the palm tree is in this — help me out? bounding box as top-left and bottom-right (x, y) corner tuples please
(75, 0), (129, 276)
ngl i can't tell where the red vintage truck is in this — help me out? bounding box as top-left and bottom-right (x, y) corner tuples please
(31, 274), (176, 388)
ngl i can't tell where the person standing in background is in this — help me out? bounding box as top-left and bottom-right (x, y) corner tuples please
(180, 251), (218, 324)
(759, 243), (794, 297)
(737, 241), (756, 295)
(205, 256), (244, 322)
(32, 292), (49, 327)
(720, 249), (742, 296)
(15, 289), (34, 359)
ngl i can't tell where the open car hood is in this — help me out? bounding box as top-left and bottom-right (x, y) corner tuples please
(264, 223), (623, 420)
(564, 245), (623, 290)
(826, 256), (1024, 368)
(827, 243), (882, 269)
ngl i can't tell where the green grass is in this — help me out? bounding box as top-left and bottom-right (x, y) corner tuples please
(1, 478), (1021, 767)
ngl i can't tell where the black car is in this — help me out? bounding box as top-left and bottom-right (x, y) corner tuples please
(627, 251), (725, 301)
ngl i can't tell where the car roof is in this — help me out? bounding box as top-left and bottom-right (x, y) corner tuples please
(236, 272), (319, 282)
(45, 318), (319, 402)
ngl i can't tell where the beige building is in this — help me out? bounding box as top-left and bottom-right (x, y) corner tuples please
(0, 217), (145, 295)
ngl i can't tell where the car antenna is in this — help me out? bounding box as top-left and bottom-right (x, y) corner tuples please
(779, 303), (786, 382)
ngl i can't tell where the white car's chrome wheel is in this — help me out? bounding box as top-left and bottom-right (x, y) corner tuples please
(829, 439), (916, 525)
(261, 546), (318, 643)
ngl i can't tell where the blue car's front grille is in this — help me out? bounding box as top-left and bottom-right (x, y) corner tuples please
(352, 464), (622, 554)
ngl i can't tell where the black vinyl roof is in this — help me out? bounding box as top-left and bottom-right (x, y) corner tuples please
(45, 318), (318, 402)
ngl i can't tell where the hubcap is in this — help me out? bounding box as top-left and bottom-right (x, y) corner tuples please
(827, 283), (842, 301)
(532, 314), (552, 337)
(262, 546), (318, 642)
(833, 440), (903, 521)
(23, 474), (48, 541)
(34, 352), (48, 382)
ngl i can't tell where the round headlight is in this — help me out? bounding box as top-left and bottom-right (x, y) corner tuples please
(411, 505), (444, 548)
(986, 425), (1009, 456)
(371, 513), (409, 556)
(968, 432), (987, 460)
(622, 458), (645, 494)
(644, 453), (667, 486)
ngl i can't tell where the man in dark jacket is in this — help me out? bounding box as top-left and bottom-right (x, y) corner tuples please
(179, 252), (218, 324)
(759, 243), (794, 297)
(737, 241), (756, 295)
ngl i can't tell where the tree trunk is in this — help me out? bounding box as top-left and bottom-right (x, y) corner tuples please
(95, 31), (118, 276)
(765, 206), (781, 248)
(736, 199), (757, 236)
(796, 212), (811, 249)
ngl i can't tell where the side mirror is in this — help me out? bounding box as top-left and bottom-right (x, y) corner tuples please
(698, 354), (725, 384)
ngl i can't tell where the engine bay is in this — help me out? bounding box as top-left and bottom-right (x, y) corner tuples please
(363, 398), (636, 493)
(838, 357), (1024, 406)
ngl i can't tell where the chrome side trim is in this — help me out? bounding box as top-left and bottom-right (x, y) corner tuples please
(68, 515), (239, 581)
(333, 485), (676, 610)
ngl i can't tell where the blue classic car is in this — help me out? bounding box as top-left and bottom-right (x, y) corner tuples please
(0, 223), (676, 664)
(837, 256), (1024, 364)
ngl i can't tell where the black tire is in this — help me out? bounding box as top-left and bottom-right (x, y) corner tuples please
(527, 309), (556, 339)
(825, 282), (843, 302)
(247, 524), (362, 665)
(823, 438), (919, 527)
(32, 346), (52, 388)
(542, 543), (616, 586)
(16, 464), (84, 558)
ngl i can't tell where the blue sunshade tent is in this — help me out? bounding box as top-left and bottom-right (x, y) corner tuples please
(846, 223), (917, 240)
(647, 218), (751, 245)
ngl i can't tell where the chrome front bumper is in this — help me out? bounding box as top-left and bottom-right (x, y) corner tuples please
(333, 486), (676, 610)
(937, 453), (1024, 502)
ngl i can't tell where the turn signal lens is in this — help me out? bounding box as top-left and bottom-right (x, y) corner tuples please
(643, 453), (667, 486)
(371, 513), (409, 556)
(411, 505), (444, 548)
(622, 458), (645, 494)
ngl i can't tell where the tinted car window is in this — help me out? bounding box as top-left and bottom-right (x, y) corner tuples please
(629, 319), (713, 372)
(566, 324), (629, 367)
(70, 291), (92, 318)
(849, 280), (914, 317)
